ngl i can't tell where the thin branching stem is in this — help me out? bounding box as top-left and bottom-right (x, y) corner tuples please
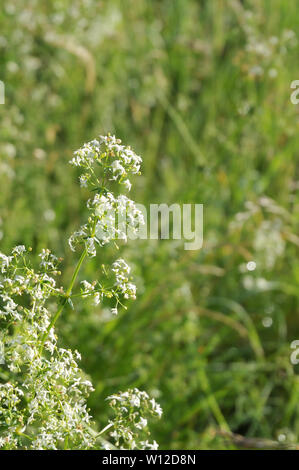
(39, 247), (87, 353)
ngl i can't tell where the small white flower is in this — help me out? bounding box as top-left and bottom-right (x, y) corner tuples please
(12, 245), (26, 256)
(123, 179), (132, 191)
(135, 417), (147, 429)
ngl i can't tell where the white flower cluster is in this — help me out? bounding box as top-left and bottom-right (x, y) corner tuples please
(106, 388), (162, 450)
(68, 135), (144, 257)
(112, 258), (137, 300)
(68, 134), (143, 316)
(0, 134), (161, 450)
(238, 7), (297, 81)
(0, 247), (95, 450)
(69, 134), (142, 191)
(79, 258), (137, 316)
(69, 192), (144, 256)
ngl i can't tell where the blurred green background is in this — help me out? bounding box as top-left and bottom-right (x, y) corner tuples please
(1, 0), (299, 449)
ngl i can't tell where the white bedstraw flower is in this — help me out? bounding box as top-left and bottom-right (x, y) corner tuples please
(123, 179), (132, 191)
(107, 388), (162, 450)
(12, 245), (26, 255)
(136, 417), (147, 429)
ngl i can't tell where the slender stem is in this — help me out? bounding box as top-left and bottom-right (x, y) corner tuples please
(39, 214), (98, 354)
(18, 432), (33, 441)
(39, 248), (87, 353)
(86, 424), (117, 449)
(66, 248), (87, 297)
(64, 435), (69, 450)
(96, 422), (114, 437)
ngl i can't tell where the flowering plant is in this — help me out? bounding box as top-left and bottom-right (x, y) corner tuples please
(0, 134), (162, 450)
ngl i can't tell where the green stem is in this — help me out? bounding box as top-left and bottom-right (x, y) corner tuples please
(39, 248), (87, 353)
(95, 422), (114, 437)
(64, 435), (69, 450)
(18, 431), (33, 441)
(66, 247), (88, 297)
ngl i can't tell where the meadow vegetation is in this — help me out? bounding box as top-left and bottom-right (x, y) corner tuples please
(0, 0), (299, 449)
